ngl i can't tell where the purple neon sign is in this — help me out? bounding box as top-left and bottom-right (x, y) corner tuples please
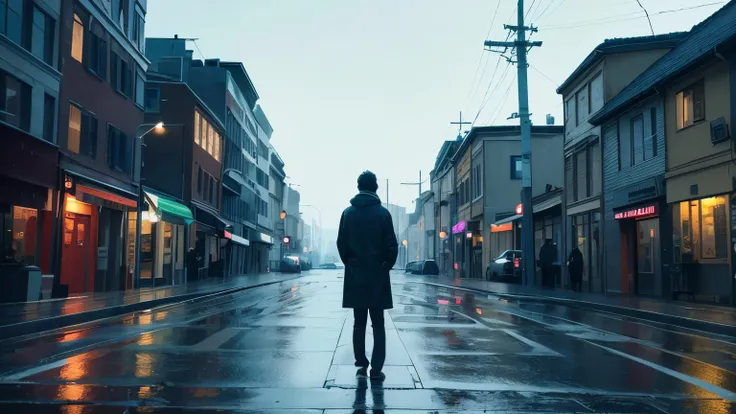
(452, 221), (466, 234)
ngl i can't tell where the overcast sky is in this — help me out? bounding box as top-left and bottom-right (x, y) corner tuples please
(146, 0), (725, 231)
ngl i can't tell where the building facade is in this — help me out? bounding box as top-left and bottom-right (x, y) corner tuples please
(557, 33), (684, 292)
(268, 148), (286, 269)
(0, 0), (62, 290)
(591, 2), (736, 302)
(56, 0), (149, 294)
(430, 140), (460, 276)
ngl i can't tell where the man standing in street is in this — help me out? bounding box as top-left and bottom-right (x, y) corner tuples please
(337, 171), (398, 381)
(538, 238), (557, 288)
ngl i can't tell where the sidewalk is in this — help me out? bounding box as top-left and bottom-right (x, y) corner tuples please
(424, 276), (736, 337)
(0, 273), (301, 341)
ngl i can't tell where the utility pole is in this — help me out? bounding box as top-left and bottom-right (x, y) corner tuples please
(450, 111), (472, 140)
(401, 171), (427, 198)
(484, 0), (542, 287)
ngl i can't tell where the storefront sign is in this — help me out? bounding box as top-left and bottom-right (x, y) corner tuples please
(515, 204), (523, 215)
(452, 221), (466, 234)
(614, 205), (657, 220)
(260, 233), (273, 244)
(491, 223), (513, 233)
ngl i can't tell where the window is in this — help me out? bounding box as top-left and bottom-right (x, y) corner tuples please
(71, 13), (84, 63)
(206, 123), (214, 154)
(106, 124), (129, 172)
(112, 0), (128, 32)
(0, 71), (31, 131)
(589, 73), (603, 114)
(565, 155), (574, 203)
(88, 31), (107, 79)
(194, 111), (201, 145)
(576, 87), (588, 125)
(135, 73), (144, 108)
(630, 114), (644, 166)
(575, 148), (588, 200)
(676, 80), (705, 129)
(208, 175), (214, 203)
(472, 164), (482, 199)
(565, 98), (575, 128)
(510, 155), (522, 180)
(144, 88), (159, 112)
(31, 6), (54, 65)
(646, 107), (657, 160)
(2, 0), (23, 45)
(674, 196), (728, 262)
(589, 142), (601, 196)
(111, 51), (132, 97)
(132, 8), (145, 51)
(68, 103), (97, 157)
(197, 167), (203, 195)
(43, 93), (55, 142)
(213, 132), (220, 161)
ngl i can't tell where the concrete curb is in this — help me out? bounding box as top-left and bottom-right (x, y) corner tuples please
(0, 275), (302, 341)
(417, 280), (736, 338)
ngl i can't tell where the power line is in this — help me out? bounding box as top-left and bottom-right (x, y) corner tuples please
(467, 0), (502, 99)
(487, 73), (517, 126)
(545, 2), (725, 30)
(536, 0), (566, 23)
(529, 63), (559, 87)
(635, 0), (655, 35)
(472, 61), (513, 126)
(524, 0), (537, 20)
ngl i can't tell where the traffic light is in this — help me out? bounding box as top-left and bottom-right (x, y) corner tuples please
(282, 236), (291, 244)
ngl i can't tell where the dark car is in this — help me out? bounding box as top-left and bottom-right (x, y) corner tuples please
(299, 256), (312, 270)
(486, 250), (522, 283)
(280, 256), (301, 273)
(407, 260), (440, 276)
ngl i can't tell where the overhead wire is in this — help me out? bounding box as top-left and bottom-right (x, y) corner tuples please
(472, 59), (511, 126)
(467, 0), (502, 100)
(487, 72), (518, 126)
(635, 0), (655, 35)
(545, 2), (725, 30)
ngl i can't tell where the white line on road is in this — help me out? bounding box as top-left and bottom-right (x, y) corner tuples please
(585, 339), (736, 402)
(502, 329), (563, 357)
(190, 327), (244, 351)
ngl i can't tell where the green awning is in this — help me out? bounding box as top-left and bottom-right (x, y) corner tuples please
(145, 191), (194, 225)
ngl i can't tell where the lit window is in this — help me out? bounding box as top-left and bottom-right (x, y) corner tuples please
(68, 104), (82, 153)
(71, 13), (84, 63)
(207, 123), (214, 154)
(194, 111), (201, 145)
(213, 132), (220, 161)
(676, 80), (705, 129)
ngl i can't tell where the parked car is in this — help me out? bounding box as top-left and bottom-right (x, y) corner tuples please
(319, 263), (338, 270)
(299, 256), (312, 270)
(406, 260), (440, 276)
(486, 250), (522, 283)
(280, 256), (301, 273)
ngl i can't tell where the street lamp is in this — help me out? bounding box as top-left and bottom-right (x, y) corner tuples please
(133, 122), (165, 289)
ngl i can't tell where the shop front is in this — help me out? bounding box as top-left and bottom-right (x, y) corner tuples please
(61, 172), (137, 294)
(192, 201), (229, 280)
(613, 203), (664, 296)
(0, 124), (59, 298)
(568, 209), (602, 293)
(137, 190), (193, 287)
(451, 220), (468, 278)
(249, 231), (273, 274)
(533, 192), (563, 287)
(671, 194), (731, 303)
(223, 227), (249, 276)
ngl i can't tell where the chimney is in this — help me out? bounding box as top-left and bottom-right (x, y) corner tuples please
(205, 58), (220, 67)
(174, 34), (178, 39)
(546, 114), (555, 125)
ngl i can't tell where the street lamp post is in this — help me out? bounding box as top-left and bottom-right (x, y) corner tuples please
(133, 122), (164, 289)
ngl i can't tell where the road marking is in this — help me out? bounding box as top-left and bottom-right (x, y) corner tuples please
(190, 327), (243, 351)
(3, 349), (112, 381)
(502, 329), (562, 356)
(585, 340), (736, 401)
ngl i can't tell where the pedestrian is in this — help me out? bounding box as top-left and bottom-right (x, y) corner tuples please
(337, 170), (398, 381)
(186, 248), (199, 283)
(567, 246), (584, 292)
(538, 238), (557, 288)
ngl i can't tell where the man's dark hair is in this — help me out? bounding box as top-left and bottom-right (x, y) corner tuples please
(357, 170), (378, 192)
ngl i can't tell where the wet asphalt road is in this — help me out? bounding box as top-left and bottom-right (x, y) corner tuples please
(1, 270), (736, 412)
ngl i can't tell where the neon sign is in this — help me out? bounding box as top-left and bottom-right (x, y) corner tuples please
(452, 221), (466, 234)
(614, 205), (657, 220)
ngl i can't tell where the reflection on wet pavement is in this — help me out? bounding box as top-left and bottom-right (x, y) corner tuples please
(1, 271), (736, 412)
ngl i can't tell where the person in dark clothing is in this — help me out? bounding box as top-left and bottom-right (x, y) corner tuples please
(337, 171), (398, 381)
(567, 246), (584, 292)
(538, 239), (557, 288)
(186, 248), (200, 283)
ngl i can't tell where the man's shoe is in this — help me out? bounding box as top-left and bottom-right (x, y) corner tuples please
(369, 369), (385, 381)
(356, 367), (368, 377)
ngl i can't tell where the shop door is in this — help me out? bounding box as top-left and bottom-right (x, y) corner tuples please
(636, 218), (659, 296)
(61, 213), (92, 294)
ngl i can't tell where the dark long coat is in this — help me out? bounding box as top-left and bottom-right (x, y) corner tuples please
(337, 191), (398, 310)
(568, 247), (584, 283)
